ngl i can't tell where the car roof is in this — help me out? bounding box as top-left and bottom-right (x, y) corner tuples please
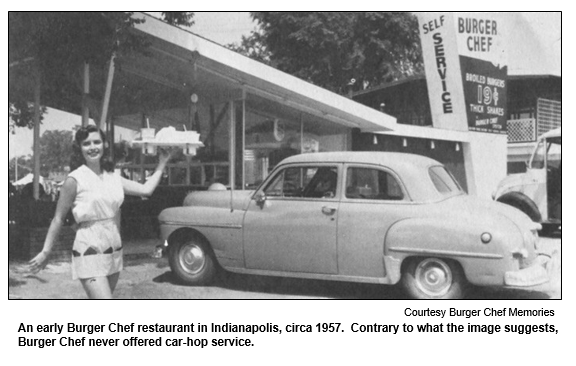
(280, 151), (441, 170)
(540, 127), (561, 139)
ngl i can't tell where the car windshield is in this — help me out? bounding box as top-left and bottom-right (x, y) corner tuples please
(546, 136), (561, 169)
(531, 135), (561, 169)
(531, 138), (547, 169)
(429, 166), (463, 195)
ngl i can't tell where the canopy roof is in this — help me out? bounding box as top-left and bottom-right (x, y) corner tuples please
(10, 12), (398, 134)
(127, 13), (397, 132)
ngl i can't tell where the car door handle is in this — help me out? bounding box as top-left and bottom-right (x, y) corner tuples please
(321, 206), (337, 215)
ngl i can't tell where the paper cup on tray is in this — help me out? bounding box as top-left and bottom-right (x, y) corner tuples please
(184, 145), (197, 156)
(144, 144), (157, 156)
(140, 128), (156, 155)
(183, 131), (200, 143)
(141, 128), (156, 141)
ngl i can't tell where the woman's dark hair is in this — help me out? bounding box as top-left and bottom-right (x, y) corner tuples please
(70, 125), (115, 172)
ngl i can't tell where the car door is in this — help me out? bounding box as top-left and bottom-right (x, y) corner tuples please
(545, 136), (561, 221)
(243, 164), (340, 274)
(337, 164), (414, 278)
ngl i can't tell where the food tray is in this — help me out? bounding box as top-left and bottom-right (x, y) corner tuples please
(131, 140), (204, 148)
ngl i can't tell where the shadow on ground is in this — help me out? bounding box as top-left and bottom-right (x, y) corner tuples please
(9, 276), (27, 287)
(8, 261), (51, 288)
(152, 270), (409, 299)
(151, 268), (553, 300)
(465, 286), (551, 300)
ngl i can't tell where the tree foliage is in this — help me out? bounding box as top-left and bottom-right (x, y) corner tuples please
(231, 12), (422, 95)
(161, 12), (195, 27)
(9, 130), (143, 178)
(9, 101), (46, 133)
(227, 31), (272, 65)
(38, 129), (75, 174)
(8, 128), (74, 180)
(8, 12), (194, 131)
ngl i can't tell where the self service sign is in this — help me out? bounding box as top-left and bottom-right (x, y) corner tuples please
(418, 12), (508, 134)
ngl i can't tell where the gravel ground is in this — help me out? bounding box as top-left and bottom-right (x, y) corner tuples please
(8, 234), (561, 300)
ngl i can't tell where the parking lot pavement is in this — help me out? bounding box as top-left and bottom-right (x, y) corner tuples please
(8, 238), (162, 299)
(9, 235), (561, 300)
(535, 234), (561, 298)
(122, 238), (164, 261)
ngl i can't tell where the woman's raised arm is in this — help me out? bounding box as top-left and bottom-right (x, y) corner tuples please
(121, 148), (173, 197)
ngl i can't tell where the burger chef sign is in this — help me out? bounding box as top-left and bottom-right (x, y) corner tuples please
(418, 12), (508, 134)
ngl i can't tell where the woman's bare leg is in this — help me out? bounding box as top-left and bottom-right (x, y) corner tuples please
(80, 276), (113, 299)
(108, 272), (120, 293)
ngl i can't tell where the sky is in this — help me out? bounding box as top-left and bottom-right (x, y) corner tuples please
(8, 12), (561, 160)
(510, 12), (561, 76)
(185, 12), (256, 45)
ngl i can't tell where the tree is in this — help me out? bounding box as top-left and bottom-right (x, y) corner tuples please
(227, 31), (272, 65)
(38, 129), (75, 175)
(161, 12), (195, 27)
(230, 12), (422, 95)
(9, 129), (77, 181)
(9, 12), (194, 131)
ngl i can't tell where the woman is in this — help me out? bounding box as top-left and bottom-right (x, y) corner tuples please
(28, 125), (172, 299)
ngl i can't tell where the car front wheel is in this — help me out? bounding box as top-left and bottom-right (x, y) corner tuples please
(169, 237), (216, 286)
(401, 257), (467, 299)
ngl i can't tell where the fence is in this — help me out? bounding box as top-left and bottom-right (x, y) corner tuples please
(507, 99), (561, 144)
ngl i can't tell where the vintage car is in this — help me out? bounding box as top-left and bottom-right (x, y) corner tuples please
(494, 128), (561, 234)
(158, 152), (552, 299)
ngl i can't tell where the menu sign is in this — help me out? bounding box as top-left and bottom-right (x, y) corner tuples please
(418, 12), (508, 134)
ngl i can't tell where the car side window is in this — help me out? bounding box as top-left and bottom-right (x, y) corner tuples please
(301, 167), (338, 198)
(263, 166), (338, 199)
(428, 166), (462, 195)
(345, 167), (404, 201)
(264, 167), (302, 197)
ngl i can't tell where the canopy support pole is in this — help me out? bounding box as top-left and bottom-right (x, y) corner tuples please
(32, 67), (42, 200)
(240, 91), (246, 190)
(82, 62), (90, 127)
(229, 101), (235, 212)
(99, 53), (116, 131)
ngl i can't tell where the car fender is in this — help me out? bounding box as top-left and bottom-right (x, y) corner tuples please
(158, 206), (246, 268)
(496, 191), (542, 223)
(493, 171), (542, 201)
(385, 217), (519, 286)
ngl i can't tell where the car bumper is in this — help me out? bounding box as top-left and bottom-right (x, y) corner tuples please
(504, 253), (555, 287)
(151, 240), (169, 259)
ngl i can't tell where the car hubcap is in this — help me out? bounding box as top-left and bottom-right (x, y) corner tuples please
(179, 243), (206, 275)
(414, 258), (452, 297)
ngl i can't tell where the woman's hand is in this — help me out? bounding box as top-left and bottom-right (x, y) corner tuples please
(157, 147), (175, 169)
(122, 147), (176, 197)
(27, 251), (50, 274)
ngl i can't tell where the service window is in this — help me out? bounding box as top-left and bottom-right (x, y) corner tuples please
(263, 166), (338, 199)
(345, 167), (404, 200)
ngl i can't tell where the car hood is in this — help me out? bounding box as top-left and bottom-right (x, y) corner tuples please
(183, 190), (255, 211)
